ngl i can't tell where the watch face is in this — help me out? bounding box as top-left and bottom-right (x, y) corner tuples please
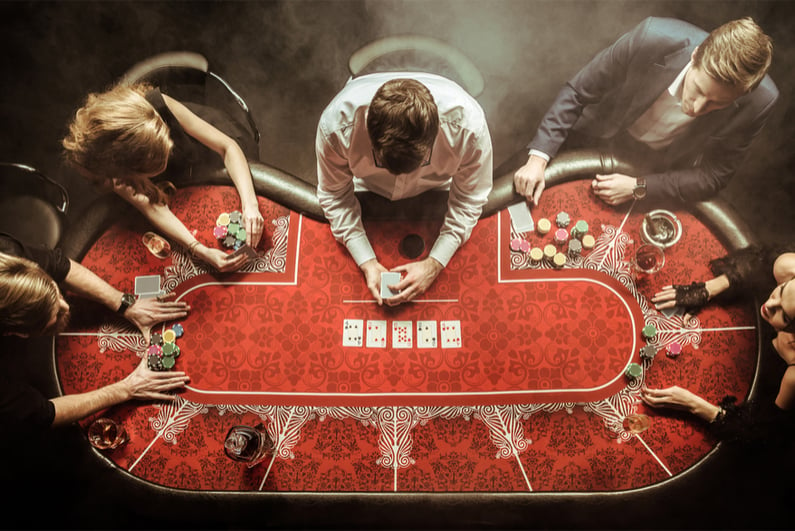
(634, 186), (647, 199)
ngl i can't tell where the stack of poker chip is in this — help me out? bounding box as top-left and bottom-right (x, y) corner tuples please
(214, 211), (247, 250)
(147, 323), (184, 371)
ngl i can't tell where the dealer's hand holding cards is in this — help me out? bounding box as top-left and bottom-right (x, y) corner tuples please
(382, 257), (445, 307)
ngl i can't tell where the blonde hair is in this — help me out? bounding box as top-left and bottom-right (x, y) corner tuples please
(0, 253), (61, 336)
(694, 17), (773, 93)
(62, 83), (174, 205)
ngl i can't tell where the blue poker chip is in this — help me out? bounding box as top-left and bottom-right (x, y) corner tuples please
(172, 323), (184, 338)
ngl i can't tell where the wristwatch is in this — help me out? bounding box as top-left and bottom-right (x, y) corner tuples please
(117, 293), (136, 314)
(632, 177), (647, 200)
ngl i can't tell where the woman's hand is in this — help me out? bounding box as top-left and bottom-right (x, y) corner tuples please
(196, 244), (249, 272)
(241, 204), (265, 248)
(641, 386), (722, 422)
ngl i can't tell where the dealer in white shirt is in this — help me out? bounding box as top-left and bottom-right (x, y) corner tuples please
(316, 72), (493, 306)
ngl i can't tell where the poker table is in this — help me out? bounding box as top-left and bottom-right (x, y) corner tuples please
(54, 150), (762, 523)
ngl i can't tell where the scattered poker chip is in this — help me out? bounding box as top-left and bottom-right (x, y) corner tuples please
(554, 228), (568, 245)
(519, 240), (531, 253)
(666, 341), (682, 358)
(625, 363), (643, 379)
(537, 218), (551, 235)
(543, 244), (557, 260)
(147, 344), (163, 357)
(571, 220), (589, 240)
(567, 239), (582, 257)
(216, 213), (231, 226)
(147, 354), (164, 371)
(642, 324), (657, 340)
(582, 234), (596, 250)
(529, 247), (544, 262)
(213, 225), (228, 239)
(150, 333), (163, 346)
(510, 238), (523, 252)
(172, 324), (184, 338)
(555, 212), (570, 228)
(162, 329), (176, 343)
(552, 252), (567, 268)
(639, 345), (657, 360)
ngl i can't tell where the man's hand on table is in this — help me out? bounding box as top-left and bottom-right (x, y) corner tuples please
(385, 257), (444, 307)
(514, 155), (546, 206)
(591, 173), (636, 205)
(124, 292), (190, 343)
(121, 357), (190, 402)
(360, 258), (389, 306)
(241, 204), (265, 248)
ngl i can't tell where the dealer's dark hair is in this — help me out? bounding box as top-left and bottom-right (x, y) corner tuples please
(366, 78), (439, 175)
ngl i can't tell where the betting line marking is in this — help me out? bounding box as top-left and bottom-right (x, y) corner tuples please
(128, 399), (191, 472)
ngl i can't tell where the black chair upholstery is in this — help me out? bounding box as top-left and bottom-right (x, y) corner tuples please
(348, 35), (485, 98)
(119, 51), (260, 160)
(0, 163), (69, 249)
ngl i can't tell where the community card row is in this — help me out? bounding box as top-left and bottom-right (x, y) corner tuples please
(342, 319), (462, 349)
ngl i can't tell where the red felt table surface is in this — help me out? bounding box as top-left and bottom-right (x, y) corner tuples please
(56, 180), (757, 492)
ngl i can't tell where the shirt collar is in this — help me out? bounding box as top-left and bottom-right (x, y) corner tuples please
(668, 61), (691, 101)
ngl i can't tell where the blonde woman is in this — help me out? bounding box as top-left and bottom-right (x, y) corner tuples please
(63, 83), (264, 272)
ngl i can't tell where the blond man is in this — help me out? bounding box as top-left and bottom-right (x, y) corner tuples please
(0, 234), (190, 432)
(513, 17), (777, 206)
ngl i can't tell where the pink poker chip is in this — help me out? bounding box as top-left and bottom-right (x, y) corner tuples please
(510, 238), (523, 251)
(666, 341), (682, 357)
(147, 344), (163, 357)
(213, 225), (228, 239)
(519, 240), (531, 253)
(554, 228), (568, 244)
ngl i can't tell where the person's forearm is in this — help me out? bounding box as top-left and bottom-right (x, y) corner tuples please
(63, 259), (124, 312)
(223, 144), (259, 212)
(705, 274), (731, 299)
(50, 381), (130, 426)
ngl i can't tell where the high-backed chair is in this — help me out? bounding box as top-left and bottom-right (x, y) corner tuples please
(0, 163), (69, 249)
(348, 35), (484, 98)
(119, 51), (260, 161)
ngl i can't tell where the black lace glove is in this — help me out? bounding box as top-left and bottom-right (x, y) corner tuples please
(672, 281), (710, 313)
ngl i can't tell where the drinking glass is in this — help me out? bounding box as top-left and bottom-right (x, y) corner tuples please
(87, 418), (128, 450)
(622, 413), (651, 434)
(224, 424), (274, 467)
(632, 243), (665, 275)
(142, 232), (171, 259)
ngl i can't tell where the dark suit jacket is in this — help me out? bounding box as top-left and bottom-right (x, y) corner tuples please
(528, 17), (779, 203)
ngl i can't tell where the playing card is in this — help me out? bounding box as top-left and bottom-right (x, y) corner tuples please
(342, 319), (363, 347)
(230, 244), (258, 261)
(381, 272), (402, 299)
(660, 305), (685, 318)
(392, 320), (413, 348)
(416, 320), (438, 348)
(508, 201), (535, 233)
(366, 320), (387, 348)
(134, 275), (162, 300)
(440, 320), (462, 349)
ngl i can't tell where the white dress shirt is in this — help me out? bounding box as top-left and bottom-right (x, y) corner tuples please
(627, 62), (695, 149)
(316, 72), (493, 267)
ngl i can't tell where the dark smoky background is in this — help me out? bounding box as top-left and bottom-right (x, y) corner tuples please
(0, 0), (793, 241)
